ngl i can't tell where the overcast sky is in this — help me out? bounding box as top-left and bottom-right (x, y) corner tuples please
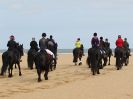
(0, 0), (133, 49)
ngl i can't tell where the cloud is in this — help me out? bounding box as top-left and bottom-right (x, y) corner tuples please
(0, 0), (44, 15)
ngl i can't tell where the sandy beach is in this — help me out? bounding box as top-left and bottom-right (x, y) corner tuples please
(0, 53), (133, 99)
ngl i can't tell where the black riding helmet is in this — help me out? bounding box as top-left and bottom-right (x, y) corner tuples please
(124, 38), (127, 41)
(77, 38), (80, 41)
(100, 37), (103, 40)
(118, 35), (121, 38)
(42, 33), (46, 37)
(93, 32), (97, 36)
(50, 35), (53, 39)
(105, 38), (108, 41)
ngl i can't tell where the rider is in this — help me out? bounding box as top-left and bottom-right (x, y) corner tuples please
(47, 35), (56, 52)
(75, 38), (81, 51)
(104, 38), (110, 49)
(7, 35), (17, 50)
(39, 33), (48, 53)
(39, 33), (55, 59)
(91, 32), (99, 48)
(99, 37), (106, 54)
(114, 35), (124, 57)
(7, 35), (19, 60)
(30, 37), (39, 52)
(123, 38), (131, 56)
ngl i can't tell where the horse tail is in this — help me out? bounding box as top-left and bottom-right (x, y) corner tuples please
(0, 52), (9, 75)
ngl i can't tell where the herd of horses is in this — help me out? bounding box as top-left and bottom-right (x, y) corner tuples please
(0, 43), (130, 82)
(73, 47), (130, 75)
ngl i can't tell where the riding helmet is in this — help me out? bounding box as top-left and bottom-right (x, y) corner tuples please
(93, 32), (97, 36)
(118, 35), (121, 38)
(10, 35), (15, 40)
(42, 33), (46, 37)
(100, 37), (103, 40)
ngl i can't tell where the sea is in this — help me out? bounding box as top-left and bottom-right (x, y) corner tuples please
(0, 49), (133, 54)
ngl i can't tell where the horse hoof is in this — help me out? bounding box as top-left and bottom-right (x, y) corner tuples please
(8, 75), (13, 78)
(79, 62), (82, 65)
(0, 73), (4, 76)
(45, 77), (48, 80)
(97, 72), (100, 74)
(38, 79), (42, 82)
(19, 74), (22, 76)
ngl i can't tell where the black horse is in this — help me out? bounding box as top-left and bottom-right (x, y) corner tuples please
(47, 41), (58, 69)
(115, 47), (124, 70)
(87, 48), (100, 75)
(0, 44), (24, 77)
(34, 51), (54, 82)
(27, 48), (38, 69)
(73, 48), (83, 65)
(106, 48), (113, 65)
(123, 48), (130, 66)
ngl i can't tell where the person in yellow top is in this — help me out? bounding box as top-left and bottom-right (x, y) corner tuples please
(75, 38), (81, 48)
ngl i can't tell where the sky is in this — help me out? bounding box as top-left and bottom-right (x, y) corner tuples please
(0, 0), (133, 49)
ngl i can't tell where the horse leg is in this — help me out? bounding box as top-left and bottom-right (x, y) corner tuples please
(8, 64), (13, 77)
(53, 59), (57, 70)
(37, 69), (42, 82)
(15, 64), (17, 69)
(108, 56), (111, 65)
(103, 57), (107, 67)
(28, 56), (34, 69)
(78, 57), (82, 65)
(97, 67), (100, 74)
(17, 62), (22, 76)
(44, 70), (48, 80)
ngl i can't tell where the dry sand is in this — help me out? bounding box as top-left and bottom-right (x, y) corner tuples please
(0, 53), (133, 99)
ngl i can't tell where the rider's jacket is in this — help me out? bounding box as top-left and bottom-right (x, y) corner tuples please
(75, 41), (81, 48)
(7, 40), (17, 50)
(99, 40), (105, 49)
(123, 41), (129, 49)
(30, 41), (38, 50)
(39, 37), (48, 50)
(116, 38), (124, 47)
(104, 42), (110, 49)
(91, 37), (99, 48)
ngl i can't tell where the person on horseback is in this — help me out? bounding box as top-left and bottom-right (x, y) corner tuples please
(7, 35), (19, 56)
(123, 38), (131, 56)
(75, 38), (81, 49)
(91, 32), (99, 48)
(39, 33), (48, 53)
(30, 37), (39, 52)
(39, 33), (55, 60)
(47, 35), (56, 52)
(74, 38), (83, 53)
(104, 38), (110, 49)
(99, 37), (106, 54)
(7, 35), (17, 50)
(114, 35), (124, 57)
